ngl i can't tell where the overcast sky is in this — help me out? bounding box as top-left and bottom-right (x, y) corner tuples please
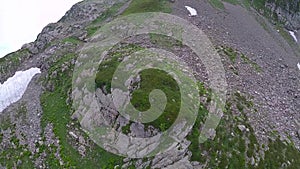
(0, 0), (82, 58)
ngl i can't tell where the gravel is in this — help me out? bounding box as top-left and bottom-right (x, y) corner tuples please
(172, 0), (300, 148)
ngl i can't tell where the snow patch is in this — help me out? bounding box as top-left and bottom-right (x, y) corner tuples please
(297, 63), (300, 71)
(0, 67), (41, 112)
(185, 6), (197, 16)
(289, 31), (298, 42)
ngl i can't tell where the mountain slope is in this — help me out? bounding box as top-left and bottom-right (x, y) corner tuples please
(0, 0), (299, 168)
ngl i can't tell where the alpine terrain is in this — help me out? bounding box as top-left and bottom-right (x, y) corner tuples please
(0, 0), (300, 168)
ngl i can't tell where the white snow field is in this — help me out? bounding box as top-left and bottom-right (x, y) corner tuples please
(185, 6), (197, 16)
(0, 67), (41, 112)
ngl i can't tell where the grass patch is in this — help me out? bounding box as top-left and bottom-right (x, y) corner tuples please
(218, 46), (238, 63)
(61, 36), (82, 44)
(217, 46), (262, 73)
(0, 49), (30, 75)
(209, 0), (251, 10)
(122, 0), (171, 15)
(252, 0), (266, 10)
(223, 0), (239, 5)
(91, 2), (124, 26)
(240, 54), (262, 72)
(86, 0), (172, 37)
(0, 116), (12, 130)
(131, 69), (181, 131)
(241, 0), (251, 9)
(87, 27), (99, 37)
(208, 0), (225, 9)
(121, 123), (131, 134)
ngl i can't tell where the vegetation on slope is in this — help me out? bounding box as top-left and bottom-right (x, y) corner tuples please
(95, 43), (181, 132)
(187, 83), (300, 168)
(122, 0), (171, 15)
(40, 50), (124, 168)
(0, 49), (31, 78)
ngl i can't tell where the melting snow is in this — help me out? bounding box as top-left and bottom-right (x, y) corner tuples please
(289, 31), (298, 42)
(297, 63), (300, 71)
(185, 6), (197, 16)
(0, 67), (41, 112)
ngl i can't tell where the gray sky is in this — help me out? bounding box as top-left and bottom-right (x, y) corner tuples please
(0, 0), (82, 58)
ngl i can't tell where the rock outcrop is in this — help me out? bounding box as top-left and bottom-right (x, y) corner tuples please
(264, 0), (300, 30)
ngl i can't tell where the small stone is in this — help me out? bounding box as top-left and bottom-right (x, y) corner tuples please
(17, 160), (22, 166)
(69, 131), (78, 139)
(250, 157), (255, 165)
(208, 129), (216, 138)
(38, 141), (43, 145)
(237, 125), (248, 132)
(123, 157), (131, 163)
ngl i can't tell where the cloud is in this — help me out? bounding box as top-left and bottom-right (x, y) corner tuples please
(0, 0), (82, 58)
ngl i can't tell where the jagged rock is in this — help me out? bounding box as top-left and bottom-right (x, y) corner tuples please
(250, 157), (255, 166)
(78, 136), (86, 145)
(163, 156), (193, 169)
(207, 128), (216, 139)
(129, 123), (146, 137)
(78, 145), (86, 157)
(191, 161), (200, 166)
(151, 140), (190, 168)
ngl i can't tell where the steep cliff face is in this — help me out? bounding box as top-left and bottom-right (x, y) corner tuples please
(255, 0), (300, 30)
